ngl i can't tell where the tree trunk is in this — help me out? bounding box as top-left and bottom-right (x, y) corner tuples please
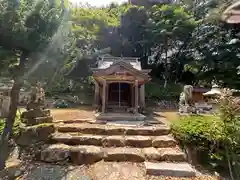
(0, 52), (27, 170)
(164, 78), (168, 88)
(163, 38), (169, 89)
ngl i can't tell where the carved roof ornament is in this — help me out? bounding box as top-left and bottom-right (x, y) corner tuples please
(222, 1), (240, 24)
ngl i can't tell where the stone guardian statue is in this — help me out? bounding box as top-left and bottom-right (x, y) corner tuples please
(26, 82), (45, 110)
(179, 85), (194, 113)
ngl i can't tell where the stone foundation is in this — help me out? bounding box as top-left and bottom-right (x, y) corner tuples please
(21, 108), (53, 126)
(16, 124), (55, 146)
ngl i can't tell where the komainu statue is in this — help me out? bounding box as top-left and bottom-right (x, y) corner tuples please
(26, 82), (45, 110)
(179, 85), (195, 113)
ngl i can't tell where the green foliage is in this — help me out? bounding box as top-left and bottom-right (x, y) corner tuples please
(172, 91), (240, 178)
(149, 5), (198, 40)
(145, 81), (182, 100)
(0, 112), (21, 136)
(70, 4), (120, 49)
(1, 0), (240, 90)
(0, 0), (70, 169)
(0, 0), (65, 52)
(171, 115), (224, 146)
(29, 123), (54, 129)
(21, 0), (240, 93)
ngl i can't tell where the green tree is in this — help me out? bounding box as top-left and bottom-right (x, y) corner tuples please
(184, 21), (240, 88)
(147, 4), (198, 87)
(0, 0), (67, 169)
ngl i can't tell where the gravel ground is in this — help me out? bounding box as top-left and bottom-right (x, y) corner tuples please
(1, 161), (220, 180)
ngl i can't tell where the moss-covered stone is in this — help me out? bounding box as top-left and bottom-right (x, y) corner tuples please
(16, 124), (55, 146)
(21, 109), (50, 119)
(22, 116), (53, 126)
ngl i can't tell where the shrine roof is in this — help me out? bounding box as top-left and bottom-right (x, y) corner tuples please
(98, 61), (142, 70)
(97, 56), (142, 70)
(66, 55), (150, 80)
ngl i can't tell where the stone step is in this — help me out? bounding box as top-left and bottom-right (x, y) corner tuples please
(57, 123), (170, 136)
(96, 113), (146, 121)
(51, 133), (177, 148)
(145, 162), (196, 177)
(21, 109), (51, 119)
(39, 144), (186, 164)
(104, 147), (145, 162)
(22, 116), (53, 126)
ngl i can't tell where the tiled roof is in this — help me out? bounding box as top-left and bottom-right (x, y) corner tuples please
(97, 56), (142, 70)
(97, 60), (142, 70)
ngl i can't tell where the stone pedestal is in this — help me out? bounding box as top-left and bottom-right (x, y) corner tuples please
(21, 107), (53, 126)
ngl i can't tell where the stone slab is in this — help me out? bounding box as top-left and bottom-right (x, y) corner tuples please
(57, 124), (106, 134)
(17, 124), (55, 146)
(125, 136), (152, 147)
(125, 126), (170, 136)
(107, 120), (145, 126)
(21, 109), (51, 119)
(104, 127), (126, 135)
(22, 116), (53, 126)
(96, 113), (146, 121)
(102, 136), (125, 147)
(52, 133), (103, 146)
(145, 162), (196, 177)
(158, 148), (186, 162)
(57, 123), (170, 136)
(52, 133), (178, 149)
(104, 147), (145, 162)
(152, 126), (171, 136)
(51, 133), (72, 144)
(70, 145), (104, 165)
(40, 144), (70, 163)
(143, 147), (161, 161)
(152, 136), (177, 148)
(70, 135), (103, 146)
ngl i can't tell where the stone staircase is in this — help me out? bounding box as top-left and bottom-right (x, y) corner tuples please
(39, 122), (196, 177)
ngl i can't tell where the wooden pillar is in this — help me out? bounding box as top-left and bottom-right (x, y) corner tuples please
(94, 81), (99, 108)
(102, 80), (107, 113)
(140, 84), (145, 108)
(135, 80), (138, 113)
(131, 84), (134, 107)
(106, 82), (109, 110)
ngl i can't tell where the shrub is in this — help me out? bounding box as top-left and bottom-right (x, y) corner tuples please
(0, 111), (21, 137)
(172, 90), (240, 179)
(171, 115), (224, 148)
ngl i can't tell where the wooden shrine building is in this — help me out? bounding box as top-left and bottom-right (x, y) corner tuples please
(91, 56), (151, 113)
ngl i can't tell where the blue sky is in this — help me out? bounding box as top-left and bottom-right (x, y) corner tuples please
(70, 0), (128, 7)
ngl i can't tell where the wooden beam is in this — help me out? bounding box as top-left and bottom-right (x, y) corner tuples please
(94, 80), (99, 108)
(102, 80), (107, 113)
(135, 80), (138, 113)
(140, 85), (145, 108)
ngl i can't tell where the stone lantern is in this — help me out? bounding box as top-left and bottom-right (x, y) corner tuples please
(203, 84), (222, 96)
